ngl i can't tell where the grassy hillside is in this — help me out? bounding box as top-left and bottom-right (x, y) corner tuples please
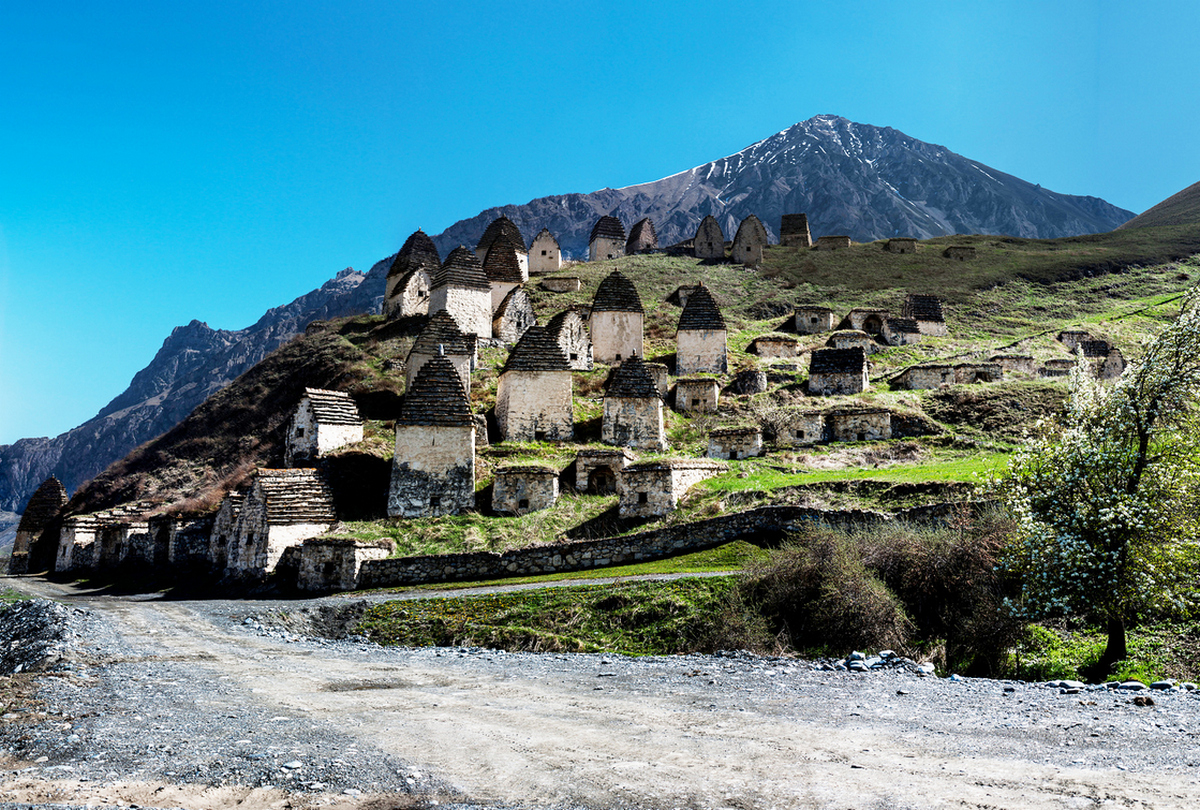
(69, 233), (1200, 535)
(1119, 180), (1200, 230)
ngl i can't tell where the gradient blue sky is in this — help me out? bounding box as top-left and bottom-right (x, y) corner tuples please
(2, 0), (1198, 445)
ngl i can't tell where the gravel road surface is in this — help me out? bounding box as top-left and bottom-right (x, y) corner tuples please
(3, 575), (1200, 810)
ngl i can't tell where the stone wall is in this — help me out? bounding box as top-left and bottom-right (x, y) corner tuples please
(944, 246), (976, 261)
(589, 236), (625, 262)
(388, 424), (475, 517)
(809, 369), (867, 396)
(708, 428), (763, 460)
(795, 308), (836, 334)
(541, 277), (581, 293)
(602, 395), (665, 450)
(644, 363), (670, 397)
(298, 538), (392, 592)
(591, 311), (643, 365)
(954, 363), (1003, 384)
(575, 448), (634, 494)
(815, 235), (852, 250)
(828, 411), (891, 442)
(493, 467), (559, 515)
(752, 337), (798, 358)
(845, 310), (888, 335)
(676, 329), (727, 375)
(885, 238), (917, 254)
(495, 370), (574, 442)
(828, 331), (877, 354)
(209, 497), (241, 571)
(405, 351), (472, 398)
(356, 501), (981, 589)
(674, 378), (720, 413)
(529, 234), (561, 274)
(617, 460), (725, 518)
(779, 411), (824, 445)
(990, 355), (1037, 375)
(489, 281), (519, 314)
(285, 400), (363, 467)
(429, 287), (491, 339)
(384, 270), (430, 319)
(894, 365), (954, 390)
(56, 515), (99, 572)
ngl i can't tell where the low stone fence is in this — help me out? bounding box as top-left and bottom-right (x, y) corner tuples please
(355, 501), (985, 589)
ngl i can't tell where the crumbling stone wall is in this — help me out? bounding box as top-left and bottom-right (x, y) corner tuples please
(954, 363), (1003, 384)
(495, 370), (573, 442)
(674, 378), (720, 413)
(828, 330), (878, 354)
(990, 355), (1036, 375)
(943, 246), (976, 261)
(297, 538), (391, 592)
(708, 428), (763, 460)
(56, 515), (98, 572)
(751, 336), (798, 358)
(828, 411), (892, 442)
(492, 467), (559, 515)
(388, 424), (475, 517)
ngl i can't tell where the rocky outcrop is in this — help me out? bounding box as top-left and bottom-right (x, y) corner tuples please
(0, 262), (390, 517)
(431, 115), (1133, 258)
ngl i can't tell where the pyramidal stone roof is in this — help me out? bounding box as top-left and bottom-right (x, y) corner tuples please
(590, 215), (626, 243)
(677, 283), (726, 331)
(432, 246), (490, 291)
(886, 318), (921, 335)
(252, 469), (336, 525)
(387, 229), (441, 279)
(399, 353), (474, 427)
(810, 347), (866, 374)
(477, 216), (526, 255)
(16, 477), (68, 534)
(592, 270), (644, 313)
(302, 388), (362, 426)
(734, 214), (769, 245)
(483, 235), (525, 284)
(546, 307), (584, 336)
(411, 309), (477, 356)
(780, 213), (810, 236)
(532, 227), (559, 247)
(695, 215), (724, 243)
(903, 294), (945, 323)
(626, 217), (658, 253)
(605, 356), (659, 399)
(502, 326), (570, 373)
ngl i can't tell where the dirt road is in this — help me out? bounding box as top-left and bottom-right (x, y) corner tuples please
(4, 576), (1200, 809)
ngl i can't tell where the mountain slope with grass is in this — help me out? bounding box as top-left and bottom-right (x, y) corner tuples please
(1119, 179), (1200, 229)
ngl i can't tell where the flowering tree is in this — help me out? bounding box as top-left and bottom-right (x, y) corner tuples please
(1000, 292), (1200, 674)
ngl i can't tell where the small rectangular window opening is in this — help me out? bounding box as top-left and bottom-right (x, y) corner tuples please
(637, 492), (648, 504)
(430, 495), (441, 508)
(518, 498), (529, 510)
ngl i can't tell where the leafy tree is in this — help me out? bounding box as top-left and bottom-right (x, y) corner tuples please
(1000, 292), (1200, 676)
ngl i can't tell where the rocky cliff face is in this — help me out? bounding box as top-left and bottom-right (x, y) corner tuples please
(0, 262), (390, 518)
(431, 115), (1133, 258)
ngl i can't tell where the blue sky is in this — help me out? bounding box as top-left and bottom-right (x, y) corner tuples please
(2, 0), (1198, 445)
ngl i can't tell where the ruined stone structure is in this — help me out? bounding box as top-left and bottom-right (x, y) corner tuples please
(389, 353), (476, 518)
(1057, 330), (1093, 351)
(590, 270), (644, 364)
(953, 363), (1003, 384)
(844, 309), (889, 337)
(475, 216), (528, 275)
(492, 287), (535, 345)
(589, 215), (626, 262)
(881, 318), (922, 347)
(208, 490), (245, 571)
(750, 334), (799, 358)
(383, 229), (439, 320)
(730, 365), (768, 395)
(815, 235), (852, 250)
(541, 276), (581, 293)
(808, 347), (868, 396)
(795, 306), (836, 334)
(1040, 359), (1075, 377)
(284, 388), (363, 467)
(546, 308), (593, 370)
(227, 469), (337, 576)
(625, 217), (658, 254)
(1079, 340), (1112, 359)
(674, 377), (720, 413)
(617, 459), (725, 518)
(644, 362), (670, 397)
(148, 514), (212, 571)
(483, 235), (528, 313)
(665, 284), (700, 309)
(903, 295), (948, 336)
(892, 364), (954, 389)
(56, 514), (100, 572)
(990, 355), (1037, 375)
(602, 356), (665, 450)
(1098, 348), (1126, 379)
(297, 537), (392, 592)
(693, 215), (725, 260)
(429, 246), (492, 339)
(574, 448), (635, 494)
(405, 309), (477, 396)
(885, 238), (918, 254)
(708, 427), (763, 460)
(828, 410), (892, 442)
(529, 228), (561, 274)
(675, 283), (727, 374)
(8, 476), (67, 574)
(827, 329), (878, 355)
(732, 214), (768, 267)
(492, 466), (559, 515)
(777, 411), (825, 446)
(944, 246), (976, 261)
(780, 213), (813, 248)
(495, 326), (573, 443)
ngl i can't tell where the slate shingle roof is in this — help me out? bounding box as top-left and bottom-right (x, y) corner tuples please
(399, 354), (474, 427)
(387, 229), (441, 280)
(411, 310), (477, 357)
(626, 217), (658, 253)
(476, 216), (526, 255)
(677, 284), (726, 331)
(432, 246), (490, 291)
(810, 347), (866, 375)
(483, 235), (525, 284)
(886, 318), (921, 334)
(15, 477), (68, 534)
(605, 356), (659, 399)
(592, 270), (644, 313)
(502, 326), (570, 373)
(733, 214), (768, 246)
(546, 308), (583, 337)
(301, 388), (363, 426)
(532, 227), (559, 248)
(695, 215), (724, 244)
(780, 213), (810, 236)
(590, 215), (626, 243)
(903, 294), (945, 323)
(253, 469), (336, 525)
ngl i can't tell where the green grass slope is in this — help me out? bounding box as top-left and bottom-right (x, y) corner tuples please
(1119, 180), (1200, 230)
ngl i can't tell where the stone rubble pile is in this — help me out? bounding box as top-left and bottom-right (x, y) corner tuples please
(813, 649), (936, 676)
(0, 599), (86, 675)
